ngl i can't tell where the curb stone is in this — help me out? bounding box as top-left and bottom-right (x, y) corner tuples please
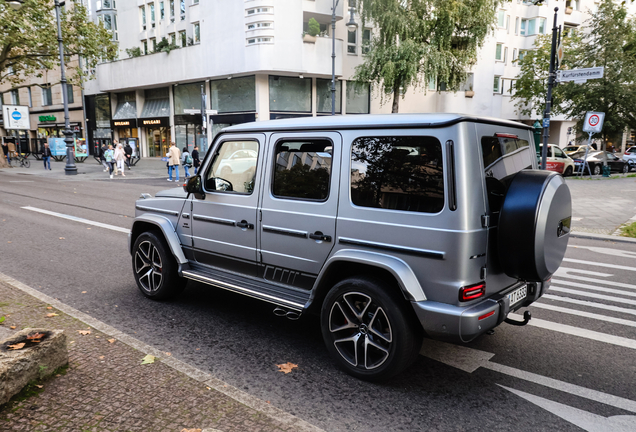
(570, 231), (636, 244)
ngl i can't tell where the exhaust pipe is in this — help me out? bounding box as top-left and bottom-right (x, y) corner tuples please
(273, 307), (301, 320)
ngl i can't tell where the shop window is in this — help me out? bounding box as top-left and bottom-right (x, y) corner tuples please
(42, 85), (53, 106)
(210, 76), (256, 113)
(273, 140), (333, 201)
(193, 23), (200, 43)
(269, 76), (311, 113)
(345, 81), (370, 114)
(174, 82), (206, 115)
(10, 89), (19, 105)
(348, 29), (357, 54)
(316, 79), (342, 114)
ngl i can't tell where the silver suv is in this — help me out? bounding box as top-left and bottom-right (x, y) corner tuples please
(129, 114), (572, 381)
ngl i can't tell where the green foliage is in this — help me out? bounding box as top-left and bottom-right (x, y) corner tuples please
(308, 18), (321, 37)
(621, 221), (636, 238)
(155, 37), (180, 54)
(0, 316), (5, 324)
(513, 0), (636, 144)
(0, 0), (118, 86)
(352, 0), (502, 112)
(126, 47), (143, 58)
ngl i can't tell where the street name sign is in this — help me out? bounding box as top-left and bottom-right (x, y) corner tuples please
(556, 67), (604, 83)
(183, 109), (218, 115)
(582, 111), (605, 133)
(2, 105), (30, 130)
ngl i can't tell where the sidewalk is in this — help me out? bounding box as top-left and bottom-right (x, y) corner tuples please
(0, 276), (318, 432)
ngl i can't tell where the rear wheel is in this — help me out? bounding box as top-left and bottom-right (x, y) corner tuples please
(132, 231), (186, 300)
(321, 277), (421, 382)
(23, 158), (30, 168)
(564, 166), (573, 176)
(622, 164), (629, 174)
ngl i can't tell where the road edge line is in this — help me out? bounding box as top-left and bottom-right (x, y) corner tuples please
(0, 271), (325, 432)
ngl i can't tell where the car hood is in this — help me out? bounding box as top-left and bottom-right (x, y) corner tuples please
(154, 187), (188, 199)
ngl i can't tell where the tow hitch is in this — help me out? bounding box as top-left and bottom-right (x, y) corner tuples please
(505, 310), (532, 326)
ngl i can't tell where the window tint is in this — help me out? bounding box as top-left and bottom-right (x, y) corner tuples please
(553, 147), (565, 158)
(206, 140), (258, 194)
(481, 135), (531, 179)
(272, 140), (333, 200)
(351, 136), (444, 213)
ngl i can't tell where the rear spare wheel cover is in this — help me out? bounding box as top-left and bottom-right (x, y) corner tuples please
(497, 170), (572, 281)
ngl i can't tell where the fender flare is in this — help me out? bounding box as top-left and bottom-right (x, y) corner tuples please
(313, 249), (427, 302)
(129, 214), (188, 265)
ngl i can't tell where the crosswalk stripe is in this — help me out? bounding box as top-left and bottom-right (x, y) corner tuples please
(21, 206), (131, 234)
(562, 258), (636, 272)
(549, 287), (636, 306)
(555, 268), (636, 290)
(542, 294), (636, 316)
(551, 280), (636, 297)
(531, 302), (636, 328)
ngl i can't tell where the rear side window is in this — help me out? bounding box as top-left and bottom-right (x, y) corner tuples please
(351, 136), (444, 213)
(272, 140), (333, 200)
(481, 134), (531, 180)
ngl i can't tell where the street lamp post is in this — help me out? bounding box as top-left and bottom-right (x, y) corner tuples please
(331, 2), (358, 116)
(540, 7), (560, 171)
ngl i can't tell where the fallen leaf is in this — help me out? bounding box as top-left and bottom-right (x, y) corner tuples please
(70, 341), (75, 344)
(81, 291), (87, 294)
(46, 306), (52, 310)
(7, 241), (11, 243)
(267, 400), (271, 404)
(59, 237), (65, 240)
(7, 343), (25, 350)
(78, 330), (91, 335)
(180, 429), (202, 432)
(99, 356), (105, 360)
(35, 385), (44, 389)
(165, 352), (172, 356)
(45, 313), (58, 318)
(107, 338), (115, 344)
(10, 326), (16, 329)
(141, 354), (155, 365)
(27, 333), (45, 341)
(0, 316), (4, 324)
(276, 362), (298, 374)
(95, 336), (100, 338)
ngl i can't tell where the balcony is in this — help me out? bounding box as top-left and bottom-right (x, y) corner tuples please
(303, 0), (344, 20)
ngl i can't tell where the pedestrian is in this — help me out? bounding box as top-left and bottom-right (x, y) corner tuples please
(114, 143), (126, 177)
(167, 141), (181, 182)
(104, 144), (115, 179)
(42, 143), (52, 170)
(192, 145), (200, 174)
(181, 146), (192, 178)
(124, 142), (133, 169)
(99, 143), (109, 172)
(2, 141), (11, 166)
(112, 140), (119, 175)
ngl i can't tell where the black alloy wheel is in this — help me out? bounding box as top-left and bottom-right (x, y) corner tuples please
(132, 231), (186, 300)
(321, 277), (421, 382)
(623, 163), (629, 174)
(564, 166), (573, 177)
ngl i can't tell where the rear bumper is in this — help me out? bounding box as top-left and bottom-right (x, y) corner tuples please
(412, 281), (543, 343)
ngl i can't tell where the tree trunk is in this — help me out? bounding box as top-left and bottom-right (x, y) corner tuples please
(391, 83), (400, 113)
(0, 147), (9, 168)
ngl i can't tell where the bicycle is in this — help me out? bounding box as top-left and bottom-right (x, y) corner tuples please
(11, 153), (30, 168)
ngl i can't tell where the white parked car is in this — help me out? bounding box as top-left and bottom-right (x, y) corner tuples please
(623, 146), (636, 170)
(538, 144), (576, 176)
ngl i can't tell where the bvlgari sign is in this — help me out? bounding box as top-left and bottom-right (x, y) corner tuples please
(112, 119), (137, 128)
(141, 118), (168, 126)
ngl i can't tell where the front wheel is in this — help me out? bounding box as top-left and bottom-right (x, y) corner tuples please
(132, 231), (186, 300)
(592, 164), (601, 176)
(321, 277), (422, 382)
(623, 164), (629, 174)
(564, 166), (573, 176)
(23, 159), (30, 168)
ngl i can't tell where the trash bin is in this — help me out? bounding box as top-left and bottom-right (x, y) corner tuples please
(602, 165), (611, 177)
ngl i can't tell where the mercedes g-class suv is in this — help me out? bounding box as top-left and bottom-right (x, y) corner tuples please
(129, 114), (571, 381)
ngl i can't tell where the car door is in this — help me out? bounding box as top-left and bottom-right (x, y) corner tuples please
(606, 152), (622, 171)
(190, 134), (264, 277)
(552, 146), (570, 174)
(545, 146), (563, 173)
(258, 132), (341, 289)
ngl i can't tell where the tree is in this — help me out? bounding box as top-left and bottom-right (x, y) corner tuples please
(512, 0), (636, 146)
(0, 0), (118, 87)
(352, 0), (502, 113)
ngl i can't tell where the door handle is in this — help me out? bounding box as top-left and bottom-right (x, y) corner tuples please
(309, 231), (332, 242)
(236, 220), (254, 230)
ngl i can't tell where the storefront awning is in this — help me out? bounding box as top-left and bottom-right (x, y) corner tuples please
(140, 99), (170, 119)
(113, 101), (137, 120)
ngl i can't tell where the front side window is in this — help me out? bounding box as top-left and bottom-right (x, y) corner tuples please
(273, 140), (333, 201)
(351, 136), (444, 213)
(206, 140), (259, 194)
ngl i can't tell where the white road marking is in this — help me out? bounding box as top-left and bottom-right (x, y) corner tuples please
(420, 339), (636, 413)
(9, 180), (34, 183)
(22, 206), (130, 234)
(568, 245), (636, 260)
(562, 258), (636, 272)
(548, 287), (636, 306)
(507, 313), (636, 350)
(500, 385), (636, 432)
(555, 268), (636, 290)
(551, 280), (636, 297)
(542, 294), (636, 316)
(531, 302), (636, 328)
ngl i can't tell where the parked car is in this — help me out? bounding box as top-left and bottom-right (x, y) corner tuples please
(563, 144), (593, 156)
(571, 150), (630, 175)
(623, 146), (636, 170)
(129, 114), (572, 381)
(538, 144), (575, 176)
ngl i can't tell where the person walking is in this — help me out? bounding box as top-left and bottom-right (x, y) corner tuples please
(42, 143), (52, 170)
(112, 140), (120, 176)
(192, 145), (200, 174)
(99, 143), (109, 172)
(2, 142), (11, 166)
(114, 143), (126, 177)
(104, 144), (115, 179)
(182, 146), (192, 178)
(167, 141), (181, 182)
(124, 142), (133, 169)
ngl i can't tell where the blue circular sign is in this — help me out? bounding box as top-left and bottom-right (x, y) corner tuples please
(11, 111), (21, 121)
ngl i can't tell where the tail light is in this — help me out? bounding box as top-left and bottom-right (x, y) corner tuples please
(459, 282), (486, 302)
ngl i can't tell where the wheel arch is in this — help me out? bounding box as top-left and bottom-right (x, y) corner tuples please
(306, 249), (426, 314)
(129, 214), (188, 266)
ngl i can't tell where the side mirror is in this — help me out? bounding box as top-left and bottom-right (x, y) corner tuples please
(184, 175), (205, 200)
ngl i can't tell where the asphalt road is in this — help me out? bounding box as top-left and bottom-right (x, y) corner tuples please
(1, 171), (635, 431)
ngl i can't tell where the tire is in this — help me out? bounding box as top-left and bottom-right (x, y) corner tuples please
(497, 170), (572, 282)
(321, 277), (422, 382)
(623, 164), (629, 174)
(592, 164), (601, 176)
(563, 166), (573, 177)
(23, 159), (30, 168)
(132, 231), (186, 300)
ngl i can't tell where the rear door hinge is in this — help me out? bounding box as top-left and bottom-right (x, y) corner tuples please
(481, 215), (490, 228)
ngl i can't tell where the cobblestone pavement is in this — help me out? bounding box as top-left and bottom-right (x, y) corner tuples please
(565, 175), (636, 235)
(0, 281), (300, 432)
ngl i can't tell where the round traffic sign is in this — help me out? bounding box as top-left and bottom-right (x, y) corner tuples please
(588, 114), (599, 127)
(11, 111), (21, 121)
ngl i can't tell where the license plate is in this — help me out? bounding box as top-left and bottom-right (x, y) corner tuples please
(508, 285), (527, 307)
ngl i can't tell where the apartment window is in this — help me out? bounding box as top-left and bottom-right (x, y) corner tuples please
(140, 6), (146, 30)
(512, 48), (518, 64)
(521, 18), (546, 36)
(362, 28), (371, 54)
(193, 0), (199, 3)
(42, 86), (53, 106)
(246, 7), (272, 15)
(347, 29), (357, 54)
(150, 2), (155, 27)
(495, 43), (503, 61)
(10, 89), (19, 105)
(180, 0), (185, 20)
(66, 84), (74, 104)
(246, 37), (273, 45)
(563, 25), (577, 38)
(179, 30), (186, 47)
(497, 10), (505, 28)
(143, 39), (148, 54)
(565, 0), (579, 11)
(515, 17), (520, 35)
(519, 50), (527, 62)
(493, 76), (501, 93)
(428, 76), (436, 91)
(504, 47), (508, 64)
(193, 22), (200, 43)
(248, 22), (273, 30)
(160, 1), (164, 19)
(28, 87), (32, 107)
(151, 38), (157, 52)
(169, 32), (176, 45)
(170, 0), (174, 21)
